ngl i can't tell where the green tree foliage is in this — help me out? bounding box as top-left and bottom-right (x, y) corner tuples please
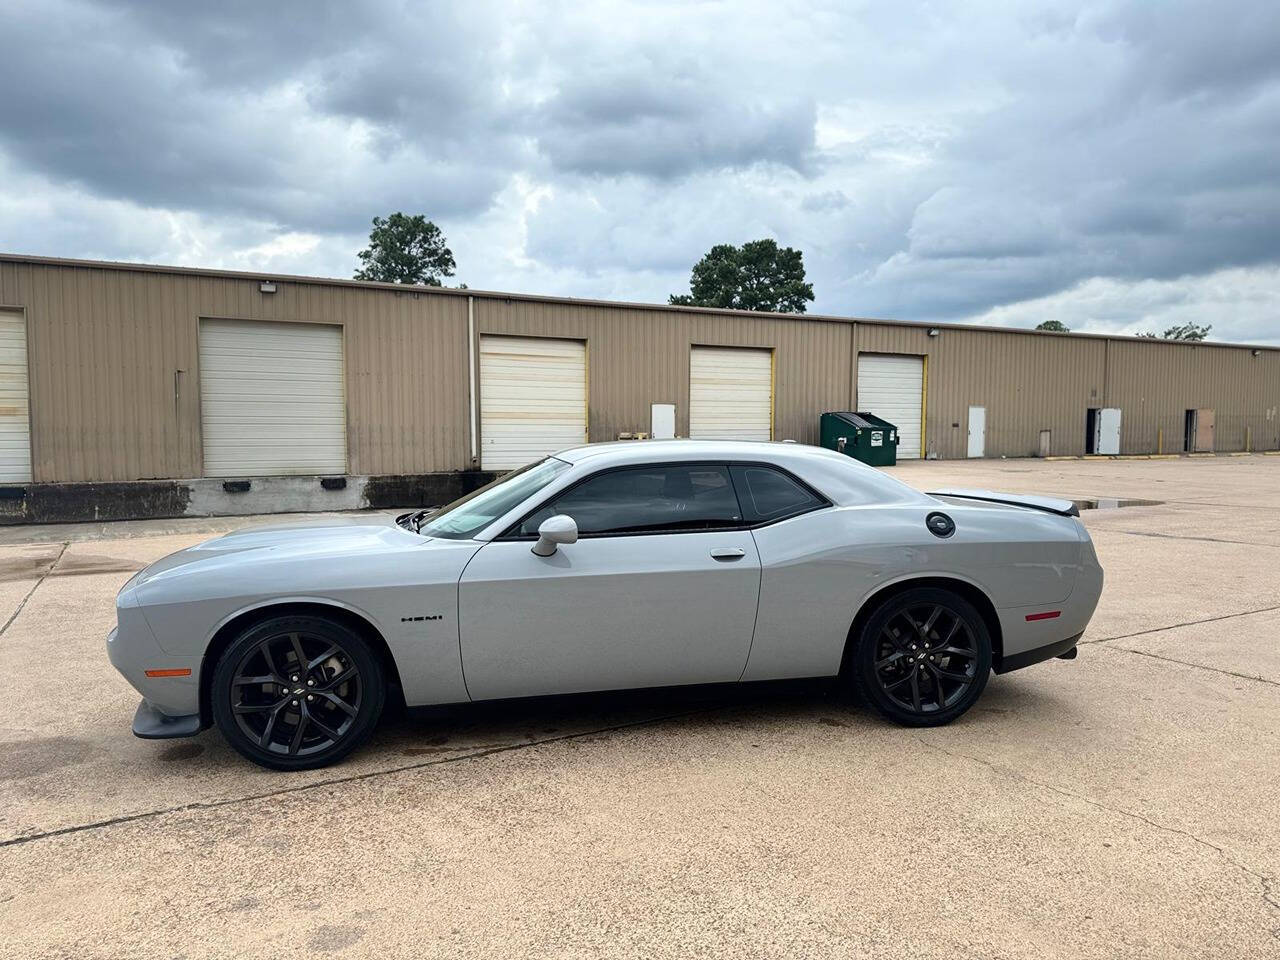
(1138, 322), (1212, 341)
(354, 213), (456, 285)
(669, 239), (815, 313)
(1035, 319), (1070, 332)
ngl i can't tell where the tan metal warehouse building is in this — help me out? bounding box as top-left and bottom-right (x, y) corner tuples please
(0, 253), (1276, 523)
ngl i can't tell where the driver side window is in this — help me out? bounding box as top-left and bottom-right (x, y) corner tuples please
(517, 464), (743, 537)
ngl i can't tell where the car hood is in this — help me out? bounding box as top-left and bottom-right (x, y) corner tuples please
(126, 520), (434, 590)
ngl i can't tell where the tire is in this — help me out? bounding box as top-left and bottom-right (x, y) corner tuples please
(211, 614), (386, 771)
(849, 587), (992, 727)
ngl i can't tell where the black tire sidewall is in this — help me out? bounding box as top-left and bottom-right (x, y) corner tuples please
(211, 614), (385, 771)
(852, 587), (992, 727)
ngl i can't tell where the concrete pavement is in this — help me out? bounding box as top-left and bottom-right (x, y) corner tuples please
(1, 455), (1277, 958)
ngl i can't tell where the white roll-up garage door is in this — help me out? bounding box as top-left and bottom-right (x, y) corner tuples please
(689, 346), (773, 440)
(0, 310), (31, 483)
(480, 336), (587, 471)
(199, 319), (347, 477)
(857, 353), (924, 459)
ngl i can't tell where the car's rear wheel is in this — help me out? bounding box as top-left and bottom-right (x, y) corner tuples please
(211, 614), (385, 771)
(850, 587), (992, 726)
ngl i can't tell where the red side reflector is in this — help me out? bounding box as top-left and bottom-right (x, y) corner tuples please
(144, 668), (192, 678)
(1025, 611), (1062, 622)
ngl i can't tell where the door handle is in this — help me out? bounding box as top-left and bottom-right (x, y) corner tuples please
(710, 548), (746, 561)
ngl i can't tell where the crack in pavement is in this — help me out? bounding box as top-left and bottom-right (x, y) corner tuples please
(912, 736), (1280, 924)
(1094, 644), (1280, 689)
(0, 542), (69, 639)
(1133, 499), (1278, 510)
(1081, 605), (1280, 645)
(0, 706), (723, 851)
(1105, 529), (1280, 548)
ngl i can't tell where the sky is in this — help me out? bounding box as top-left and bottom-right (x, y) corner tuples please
(1, 0), (1278, 343)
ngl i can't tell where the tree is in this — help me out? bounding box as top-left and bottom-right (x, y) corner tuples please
(1138, 322), (1212, 341)
(669, 239), (815, 313)
(1035, 319), (1070, 332)
(354, 213), (456, 285)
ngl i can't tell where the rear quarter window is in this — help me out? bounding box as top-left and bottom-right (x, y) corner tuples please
(730, 465), (827, 525)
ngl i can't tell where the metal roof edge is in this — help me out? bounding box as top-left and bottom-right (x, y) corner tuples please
(2, 252), (1275, 353)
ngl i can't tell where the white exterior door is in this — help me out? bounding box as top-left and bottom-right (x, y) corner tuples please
(199, 318), (347, 477)
(650, 402), (676, 439)
(1096, 407), (1122, 455)
(479, 336), (587, 471)
(857, 354), (924, 459)
(689, 346), (772, 440)
(0, 310), (31, 483)
(967, 406), (986, 458)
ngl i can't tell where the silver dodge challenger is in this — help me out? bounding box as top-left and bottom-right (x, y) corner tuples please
(108, 440), (1103, 770)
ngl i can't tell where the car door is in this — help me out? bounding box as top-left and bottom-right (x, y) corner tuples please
(458, 462), (761, 701)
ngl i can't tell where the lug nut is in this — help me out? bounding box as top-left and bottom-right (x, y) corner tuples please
(291, 675), (299, 682)
(306, 695), (314, 702)
(307, 680), (314, 687)
(292, 700), (299, 706)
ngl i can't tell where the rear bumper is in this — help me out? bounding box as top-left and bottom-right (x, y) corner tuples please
(132, 699), (203, 739)
(995, 632), (1082, 674)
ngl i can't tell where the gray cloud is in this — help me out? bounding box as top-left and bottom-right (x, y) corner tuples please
(0, 0), (1278, 342)
(533, 67), (817, 178)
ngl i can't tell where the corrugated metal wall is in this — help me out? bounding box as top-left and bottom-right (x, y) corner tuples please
(475, 298), (851, 447)
(854, 324), (1111, 458)
(1, 254), (1277, 484)
(0, 259), (470, 481)
(1105, 339), (1280, 453)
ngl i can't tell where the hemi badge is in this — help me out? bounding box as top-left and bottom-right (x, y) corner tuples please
(1025, 611), (1062, 622)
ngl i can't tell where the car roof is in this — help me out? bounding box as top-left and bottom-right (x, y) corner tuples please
(554, 438), (835, 465)
(548, 439), (931, 509)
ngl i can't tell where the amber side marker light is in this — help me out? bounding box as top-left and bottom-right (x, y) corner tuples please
(144, 668), (192, 678)
(1025, 611), (1062, 622)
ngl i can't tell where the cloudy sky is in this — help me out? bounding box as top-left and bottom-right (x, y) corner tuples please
(2, 0), (1278, 342)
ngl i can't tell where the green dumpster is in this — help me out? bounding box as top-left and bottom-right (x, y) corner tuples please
(820, 411), (899, 466)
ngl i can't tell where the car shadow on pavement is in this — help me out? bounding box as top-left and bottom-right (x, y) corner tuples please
(361, 672), (1073, 761)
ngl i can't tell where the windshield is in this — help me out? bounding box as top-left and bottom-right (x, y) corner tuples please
(417, 457), (572, 539)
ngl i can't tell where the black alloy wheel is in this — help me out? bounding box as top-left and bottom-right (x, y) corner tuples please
(212, 615), (385, 770)
(850, 587), (992, 726)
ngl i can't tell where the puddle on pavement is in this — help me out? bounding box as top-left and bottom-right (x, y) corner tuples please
(1074, 497), (1164, 510)
(49, 554), (144, 577)
(0, 552), (143, 582)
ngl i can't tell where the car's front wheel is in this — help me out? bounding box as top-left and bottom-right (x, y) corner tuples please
(211, 614), (385, 770)
(850, 587), (992, 726)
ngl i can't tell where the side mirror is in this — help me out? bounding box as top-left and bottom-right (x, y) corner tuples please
(531, 514), (578, 557)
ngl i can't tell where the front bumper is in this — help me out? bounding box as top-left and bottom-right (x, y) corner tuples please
(132, 699), (203, 739)
(107, 613), (202, 720)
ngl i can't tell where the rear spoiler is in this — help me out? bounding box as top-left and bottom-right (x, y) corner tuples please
(927, 488), (1081, 518)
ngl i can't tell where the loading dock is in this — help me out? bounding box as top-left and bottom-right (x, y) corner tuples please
(0, 308), (31, 483)
(479, 336), (587, 471)
(857, 354), (925, 459)
(198, 318), (347, 477)
(689, 346), (773, 441)
(0, 253), (1277, 522)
